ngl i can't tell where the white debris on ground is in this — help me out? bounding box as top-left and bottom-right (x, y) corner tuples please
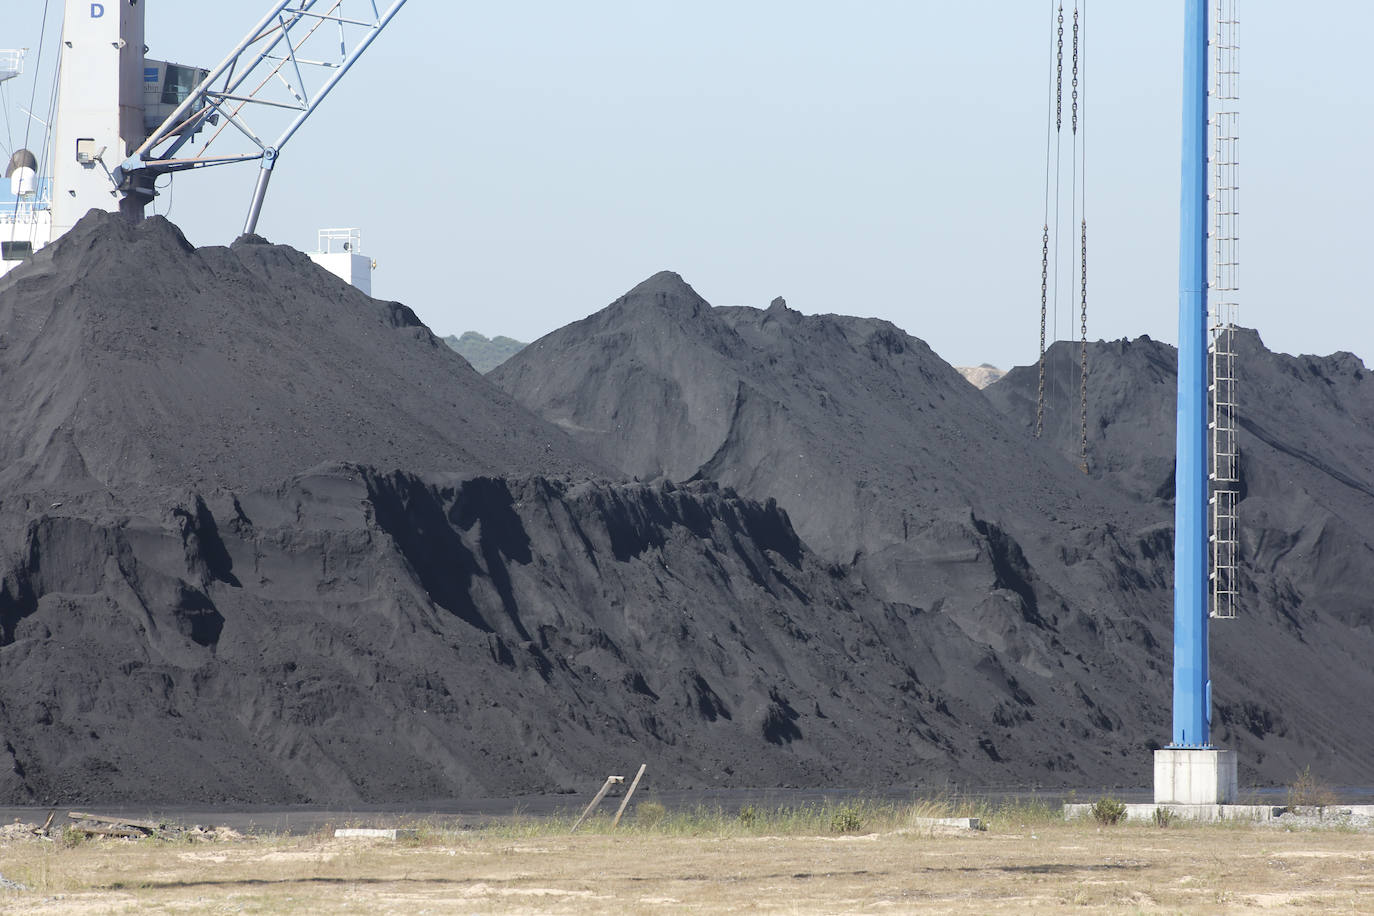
(1264, 807), (1374, 831)
(185, 825), (246, 842)
(0, 821), (49, 841)
(0, 818), (246, 845)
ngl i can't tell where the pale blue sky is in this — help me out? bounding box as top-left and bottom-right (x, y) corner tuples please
(6, 2), (1371, 372)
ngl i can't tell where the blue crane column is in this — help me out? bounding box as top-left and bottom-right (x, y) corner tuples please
(1172, 0), (1211, 749)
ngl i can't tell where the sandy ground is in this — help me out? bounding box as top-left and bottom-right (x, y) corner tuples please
(2, 820), (1372, 914)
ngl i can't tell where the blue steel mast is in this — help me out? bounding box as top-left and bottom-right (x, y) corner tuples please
(1172, 0), (1211, 748)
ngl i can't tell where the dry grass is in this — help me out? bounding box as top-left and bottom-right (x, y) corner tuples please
(1288, 766), (1341, 810)
(1, 805), (1371, 914)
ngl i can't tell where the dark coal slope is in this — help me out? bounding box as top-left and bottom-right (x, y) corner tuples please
(495, 276), (1374, 787)
(494, 274), (1184, 782)
(987, 333), (1374, 779)
(0, 215), (1124, 804)
(0, 468), (1116, 804)
(493, 272), (1149, 591)
(0, 210), (605, 522)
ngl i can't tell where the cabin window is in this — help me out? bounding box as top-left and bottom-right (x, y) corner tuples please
(1, 241), (33, 261)
(161, 64), (202, 106)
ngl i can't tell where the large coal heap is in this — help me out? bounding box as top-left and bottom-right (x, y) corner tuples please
(988, 331), (1374, 637)
(496, 275), (1374, 788)
(0, 211), (605, 525)
(493, 272), (1150, 596)
(3, 215), (1371, 803)
(0, 216), (1131, 804)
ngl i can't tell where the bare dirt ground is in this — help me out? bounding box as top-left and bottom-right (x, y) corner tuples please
(2, 818), (1372, 914)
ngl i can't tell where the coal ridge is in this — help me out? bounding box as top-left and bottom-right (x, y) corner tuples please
(494, 276), (1374, 787)
(0, 215), (1145, 804)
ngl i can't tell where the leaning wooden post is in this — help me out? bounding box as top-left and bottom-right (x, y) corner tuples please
(571, 775), (623, 833)
(612, 764), (648, 828)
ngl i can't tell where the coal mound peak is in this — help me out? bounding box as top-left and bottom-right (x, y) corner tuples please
(0, 209), (607, 523)
(494, 271), (1374, 788)
(493, 272), (1146, 589)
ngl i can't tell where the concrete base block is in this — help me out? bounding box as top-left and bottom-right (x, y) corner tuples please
(1154, 748), (1238, 804)
(909, 817), (984, 831)
(1064, 803), (1278, 823)
(334, 828), (417, 840)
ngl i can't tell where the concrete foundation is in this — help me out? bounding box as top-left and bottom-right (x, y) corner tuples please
(1064, 803), (1277, 823)
(333, 827), (417, 840)
(1064, 804), (1374, 824)
(1154, 748), (1238, 804)
(909, 817), (984, 831)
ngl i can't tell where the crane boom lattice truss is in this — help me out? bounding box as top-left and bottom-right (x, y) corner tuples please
(116, 0), (408, 232)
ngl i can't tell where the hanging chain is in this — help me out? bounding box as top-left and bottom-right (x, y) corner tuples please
(1037, 225), (1050, 438)
(1075, 3), (1087, 472)
(1039, 1), (1065, 439)
(1071, 8), (1080, 134)
(1079, 219), (1089, 473)
(1056, 6), (1065, 132)
(1038, 1), (1089, 455)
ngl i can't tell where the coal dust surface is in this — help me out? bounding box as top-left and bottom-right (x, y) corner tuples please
(0, 215), (1086, 804)
(494, 272), (1374, 791)
(3, 219), (1370, 805)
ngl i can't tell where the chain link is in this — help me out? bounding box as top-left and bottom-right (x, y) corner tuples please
(1037, 225), (1050, 439)
(1071, 8), (1080, 135)
(1079, 218), (1089, 473)
(1056, 5), (1065, 133)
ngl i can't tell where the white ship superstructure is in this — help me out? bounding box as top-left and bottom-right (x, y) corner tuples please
(1, 50), (52, 276)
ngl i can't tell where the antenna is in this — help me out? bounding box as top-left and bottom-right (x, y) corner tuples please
(114, 0), (409, 235)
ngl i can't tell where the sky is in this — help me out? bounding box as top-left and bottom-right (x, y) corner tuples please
(4, 1), (1372, 372)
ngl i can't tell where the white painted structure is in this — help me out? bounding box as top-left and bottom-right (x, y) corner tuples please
(1, 51), (50, 276)
(51, 0), (150, 237)
(308, 228), (374, 296)
(1154, 748), (1238, 805)
(2, 150), (52, 274)
(2, 1), (152, 280)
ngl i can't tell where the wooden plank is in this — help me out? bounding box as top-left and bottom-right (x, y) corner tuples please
(570, 775), (623, 833)
(612, 764), (648, 828)
(67, 811), (163, 831)
(72, 823), (147, 838)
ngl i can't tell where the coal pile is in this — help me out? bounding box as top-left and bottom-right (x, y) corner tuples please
(988, 335), (1374, 773)
(495, 274), (1374, 787)
(0, 212), (602, 525)
(0, 214), (1135, 804)
(3, 215), (1370, 803)
(493, 274), (1152, 601)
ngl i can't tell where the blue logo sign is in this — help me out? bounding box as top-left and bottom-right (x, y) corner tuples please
(91, 3), (105, 17)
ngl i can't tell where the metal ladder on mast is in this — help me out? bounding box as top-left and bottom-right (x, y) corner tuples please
(1209, 0), (1240, 620)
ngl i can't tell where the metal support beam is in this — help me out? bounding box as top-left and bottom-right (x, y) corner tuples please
(115, 0), (408, 228)
(273, 0), (408, 152)
(243, 149), (277, 236)
(1171, 0), (1211, 749)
